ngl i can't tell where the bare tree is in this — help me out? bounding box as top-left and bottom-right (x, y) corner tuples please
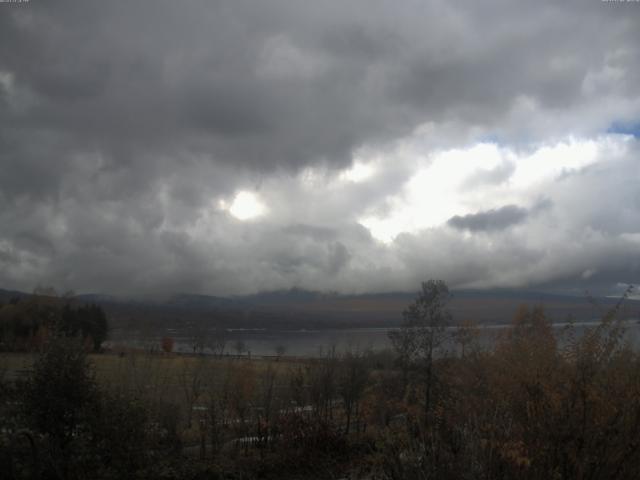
(228, 362), (256, 454)
(190, 329), (207, 355)
(338, 348), (370, 434)
(388, 280), (452, 430)
(255, 365), (278, 450)
(208, 328), (228, 357)
(233, 339), (246, 358)
(287, 365), (306, 412)
(204, 362), (232, 458)
(275, 344), (286, 360)
(307, 346), (338, 423)
(179, 357), (207, 428)
(452, 318), (480, 358)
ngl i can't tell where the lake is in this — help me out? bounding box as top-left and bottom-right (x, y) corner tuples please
(108, 318), (640, 357)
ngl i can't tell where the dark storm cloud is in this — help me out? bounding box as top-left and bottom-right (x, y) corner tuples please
(282, 224), (339, 242)
(2, 0), (637, 191)
(0, 0), (639, 295)
(0, 0), (401, 187)
(448, 205), (529, 232)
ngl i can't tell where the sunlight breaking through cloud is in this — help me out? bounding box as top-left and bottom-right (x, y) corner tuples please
(228, 191), (267, 221)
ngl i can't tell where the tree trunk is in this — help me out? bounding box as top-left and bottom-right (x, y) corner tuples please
(423, 347), (433, 433)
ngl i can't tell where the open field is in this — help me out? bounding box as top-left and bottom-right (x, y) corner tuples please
(1, 350), (303, 385)
(1, 350), (312, 450)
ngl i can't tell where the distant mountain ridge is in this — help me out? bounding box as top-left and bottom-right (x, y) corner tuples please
(2, 286), (637, 332)
(1, 285), (632, 310)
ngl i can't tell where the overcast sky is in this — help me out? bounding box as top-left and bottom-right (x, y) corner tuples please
(0, 0), (639, 296)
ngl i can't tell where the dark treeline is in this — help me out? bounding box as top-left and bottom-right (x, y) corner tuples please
(0, 293), (108, 352)
(1, 280), (639, 479)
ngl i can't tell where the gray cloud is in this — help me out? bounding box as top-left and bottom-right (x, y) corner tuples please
(0, 1), (639, 296)
(448, 205), (529, 232)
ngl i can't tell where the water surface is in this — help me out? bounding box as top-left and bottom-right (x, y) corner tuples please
(108, 319), (640, 357)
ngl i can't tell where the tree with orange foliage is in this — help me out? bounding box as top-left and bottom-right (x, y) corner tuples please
(161, 336), (174, 354)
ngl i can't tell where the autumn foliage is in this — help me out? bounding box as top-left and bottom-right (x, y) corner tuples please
(375, 285), (640, 480)
(161, 336), (175, 353)
(2, 282), (640, 479)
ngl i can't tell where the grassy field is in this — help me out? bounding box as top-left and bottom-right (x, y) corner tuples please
(1, 350), (302, 381)
(1, 350), (308, 447)
(2, 351), (302, 408)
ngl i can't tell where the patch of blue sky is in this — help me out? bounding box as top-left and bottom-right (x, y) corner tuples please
(607, 121), (640, 138)
(475, 133), (502, 145)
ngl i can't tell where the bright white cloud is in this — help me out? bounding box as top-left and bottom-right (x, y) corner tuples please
(359, 134), (633, 243)
(339, 161), (376, 183)
(509, 138), (600, 189)
(228, 192), (267, 221)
